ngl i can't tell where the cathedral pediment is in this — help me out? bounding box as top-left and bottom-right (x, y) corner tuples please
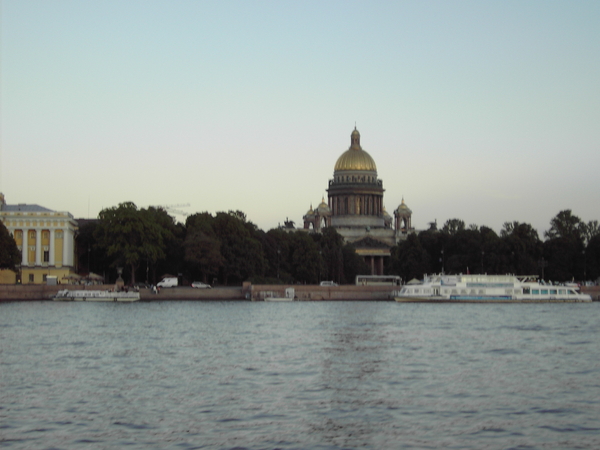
(351, 236), (392, 249)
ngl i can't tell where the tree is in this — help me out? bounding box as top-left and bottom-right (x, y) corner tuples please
(544, 210), (584, 243)
(95, 202), (174, 284)
(441, 219), (466, 236)
(315, 227), (345, 284)
(290, 232), (323, 284)
(581, 220), (600, 246)
(342, 244), (370, 284)
(586, 234), (600, 281)
(184, 229), (223, 283)
(500, 222), (542, 274)
(543, 211), (585, 281)
(0, 222), (21, 271)
(389, 233), (428, 282)
(212, 211), (266, 284)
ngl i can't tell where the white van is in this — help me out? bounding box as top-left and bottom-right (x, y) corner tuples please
(157, 277), (178, 288)
(320, 281), (338, 286)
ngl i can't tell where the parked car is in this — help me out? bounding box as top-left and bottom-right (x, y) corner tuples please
(157, 277), (178, 288)
(320, 281), (338, 286)
(192, 281), (212, 289)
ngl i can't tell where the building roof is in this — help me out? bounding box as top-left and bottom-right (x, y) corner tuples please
(1, 204), (54, 213)
(333, 128), (377, 173)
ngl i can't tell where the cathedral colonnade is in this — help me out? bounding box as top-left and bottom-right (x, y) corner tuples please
(330, 194), (383, 216)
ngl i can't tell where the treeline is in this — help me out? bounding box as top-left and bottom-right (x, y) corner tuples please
(72, 204), (600, 285)
(76, 202), (369, 285)
(391, 211), (600, 283)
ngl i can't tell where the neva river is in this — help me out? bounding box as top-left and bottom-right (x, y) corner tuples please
(1, 301), (600, 450)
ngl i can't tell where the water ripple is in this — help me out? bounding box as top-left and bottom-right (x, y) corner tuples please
(1, 301), (600, 449)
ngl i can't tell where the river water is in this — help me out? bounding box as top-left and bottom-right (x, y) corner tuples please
(1, 301), (599, 450)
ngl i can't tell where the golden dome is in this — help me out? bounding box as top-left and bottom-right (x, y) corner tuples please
(396, 198), (412, 214)
(334, 128), (377, 172)
(316, 197), (331, 215)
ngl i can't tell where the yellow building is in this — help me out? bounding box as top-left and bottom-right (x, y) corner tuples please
(0, 193), (78, 284)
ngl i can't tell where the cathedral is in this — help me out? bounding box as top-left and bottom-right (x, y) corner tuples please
(301, 127), (414, 275)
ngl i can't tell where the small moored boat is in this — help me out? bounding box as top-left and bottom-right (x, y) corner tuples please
(264, 287), (296, 302)
(394, 274), (591, 303)
(53, 289), (140, 302)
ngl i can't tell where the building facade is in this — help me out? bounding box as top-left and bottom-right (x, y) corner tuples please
(302, 128), (414, 275)
(0, 193), (77, 284)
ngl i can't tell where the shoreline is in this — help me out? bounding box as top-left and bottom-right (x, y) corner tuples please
(1, 284), (599, 302)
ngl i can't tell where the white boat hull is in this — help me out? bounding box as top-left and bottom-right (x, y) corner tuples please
(394, 274), (592, 303)
(53, 290), (140, 302)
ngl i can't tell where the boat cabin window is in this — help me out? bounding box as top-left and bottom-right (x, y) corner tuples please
(558, 289), (566, 295)
(550, 289), (557, 295)
(541, 289), (548, 295)
(532, 289), (540, 295)
(523, 288), (530, 294)
(568, 290), (577, 295)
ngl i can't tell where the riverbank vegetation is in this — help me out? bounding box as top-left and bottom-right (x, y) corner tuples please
(72, 203), (599, 286)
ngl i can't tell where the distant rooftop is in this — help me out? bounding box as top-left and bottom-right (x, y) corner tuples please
(1, 204), (55, 213)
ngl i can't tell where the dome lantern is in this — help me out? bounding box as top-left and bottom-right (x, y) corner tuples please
(333, 127), (377, 173)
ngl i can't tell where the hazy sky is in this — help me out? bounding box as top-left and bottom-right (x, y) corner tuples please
(2, 1), (599, 236)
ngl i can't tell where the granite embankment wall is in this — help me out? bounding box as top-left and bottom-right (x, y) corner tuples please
(1, 284), (598, 302)
(0, 284), (397, 301)
(248, 284), (396, 301)
(0, 284), (245, 301)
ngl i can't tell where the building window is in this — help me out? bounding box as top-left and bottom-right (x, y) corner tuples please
(43, 274), (48, 282)
(29, 274), (34, 283)
(43, 251), (50, 262)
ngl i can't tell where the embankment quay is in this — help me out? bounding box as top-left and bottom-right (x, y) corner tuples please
(1, 284), (599, 302)
(0, 284), (398, 301)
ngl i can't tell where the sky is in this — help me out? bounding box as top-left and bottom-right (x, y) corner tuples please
(2, 0), (599, 236)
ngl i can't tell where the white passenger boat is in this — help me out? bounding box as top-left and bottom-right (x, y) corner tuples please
(53, 289), (140, 302)
(394, 274), (591, 303)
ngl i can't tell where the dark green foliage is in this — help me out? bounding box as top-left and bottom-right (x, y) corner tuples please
(389, 233), (427, 282)
(314, 227), (345, 284)
(0, 221), (21, 271)
(94, 202), (176, 284)
(184, 211), (266, 285)
(341, 243), (370, 284)
(80, 202), (598, 285)
(586, 234), (600, 281)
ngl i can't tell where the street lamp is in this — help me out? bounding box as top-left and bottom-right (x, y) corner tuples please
(440, 249), (445, 275)
(277, 248), (281, 280)
(481, 251), (484, 274)
(538, 257), (548, 281)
